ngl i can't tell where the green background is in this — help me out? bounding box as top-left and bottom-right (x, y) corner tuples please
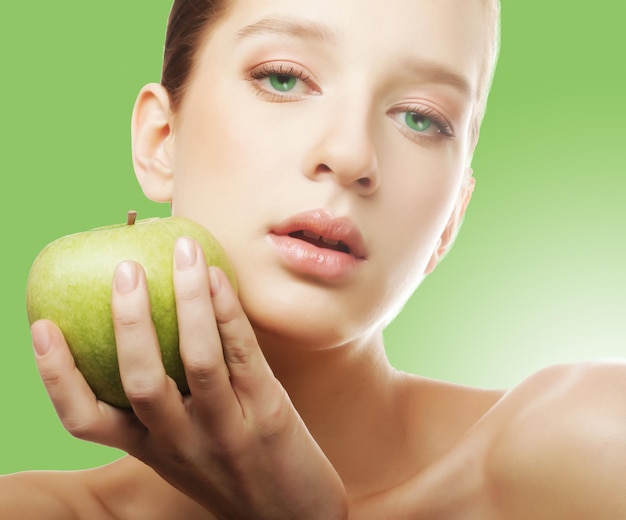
(1, 2), (624, 472)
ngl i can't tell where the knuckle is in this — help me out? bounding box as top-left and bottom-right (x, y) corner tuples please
(112, 309), (144, 332)
(164, 443), (198, 469)
(184, 359), (223, 388)
(224, 339), (251, 366)
(257, 386), (292, 440)
(61, 414), (98, 440)
(123, 378), (165, 411)
(176, 283), (204, 305)
(215, 297), (239, 327)
(174, 270), (207, 305)
(208, 435), (241, 462)
(39, 366), (64, 389)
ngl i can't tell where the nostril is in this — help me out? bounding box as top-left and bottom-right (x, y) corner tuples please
(311, 163), (377, 193)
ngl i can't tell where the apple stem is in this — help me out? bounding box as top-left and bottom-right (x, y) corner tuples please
(127, 211), (137, 226)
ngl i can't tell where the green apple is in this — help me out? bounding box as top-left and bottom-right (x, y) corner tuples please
(26, 212), (237, 408)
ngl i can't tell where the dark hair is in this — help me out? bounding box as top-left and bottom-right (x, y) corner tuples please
(161, 0), (231, 111)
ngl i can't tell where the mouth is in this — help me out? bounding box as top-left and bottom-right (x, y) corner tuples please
(288, 230), (352, 255)
(268, 210), (367, 282)
(271, 209), (368, 260)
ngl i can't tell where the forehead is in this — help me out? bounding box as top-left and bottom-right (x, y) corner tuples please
(215, 0), (490, 99)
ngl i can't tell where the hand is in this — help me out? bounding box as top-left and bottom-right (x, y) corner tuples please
(31, 237), (348, 520)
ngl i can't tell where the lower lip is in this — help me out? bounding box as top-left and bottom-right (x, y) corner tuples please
(268, 234), (362, 282)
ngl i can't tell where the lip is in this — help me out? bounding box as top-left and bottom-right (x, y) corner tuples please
(268, 209), (368, 282)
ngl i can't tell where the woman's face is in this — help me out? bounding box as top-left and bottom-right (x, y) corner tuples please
(159, 0), (488, 349)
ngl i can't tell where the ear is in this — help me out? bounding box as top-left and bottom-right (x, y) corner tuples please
(131, 83), (175, 203)
(424, 169), (475, 275)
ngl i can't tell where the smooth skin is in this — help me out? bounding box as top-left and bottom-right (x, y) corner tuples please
(3, 0), (626, 518)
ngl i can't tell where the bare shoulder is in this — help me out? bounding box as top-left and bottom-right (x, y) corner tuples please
(398, 372), (504, 468)
(402, 372), (504, 432)
(83, 455), (214, 519)
(0, 456), (213, 520)
(0, 467), (113, 520)
(484, 361), (626, 519)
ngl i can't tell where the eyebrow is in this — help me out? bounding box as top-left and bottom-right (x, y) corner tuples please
(236, 17), (338, 45)
(236, 17), (472, 98)
(404, 59), (473, 99)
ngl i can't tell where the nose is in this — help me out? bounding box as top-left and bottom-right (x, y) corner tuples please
(304, 101), (380, 196)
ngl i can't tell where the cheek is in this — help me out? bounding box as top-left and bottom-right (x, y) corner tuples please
(171, 101), (269, 217)
(375, 152), (466, 298)
(173, 108), (248, 187)
(172, 89), (308, 205)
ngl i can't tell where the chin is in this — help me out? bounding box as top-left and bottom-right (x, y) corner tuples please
(230, 251), (391, 350)
(240, 285), (375, 353)
(249, 301), (350, 350)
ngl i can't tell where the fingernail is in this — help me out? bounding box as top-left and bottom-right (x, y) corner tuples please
(32, 321), (51, 356)
(175, 237), (198, 271)
(115, 261), (139, 294)
(208, 266), (222, 295)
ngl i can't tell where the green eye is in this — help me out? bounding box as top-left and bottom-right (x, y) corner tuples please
(269, 74), (298, 92)
(405, 112), (433, 133)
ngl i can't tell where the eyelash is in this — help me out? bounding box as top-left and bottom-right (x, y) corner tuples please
(248, 63), (455, 143)
(248, 63), (318, 101)
(393, 104), (456, 143)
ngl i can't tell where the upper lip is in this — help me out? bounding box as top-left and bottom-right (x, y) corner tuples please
(270, 209), (368, 260)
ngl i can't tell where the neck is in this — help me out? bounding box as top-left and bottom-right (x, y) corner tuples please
(255, 327), (412, 498)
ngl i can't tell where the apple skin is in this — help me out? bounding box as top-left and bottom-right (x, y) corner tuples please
(26, 215), (237, 408)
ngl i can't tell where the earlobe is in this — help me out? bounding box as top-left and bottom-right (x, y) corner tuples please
(424, 170), (475, 275)
(131, 83), (175, 203)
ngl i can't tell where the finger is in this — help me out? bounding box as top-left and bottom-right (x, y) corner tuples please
(173, 238), (241, 426)
(207, 266), (285, 420)
(31, 319), (145, 450)
(112, 261), (188, 436)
